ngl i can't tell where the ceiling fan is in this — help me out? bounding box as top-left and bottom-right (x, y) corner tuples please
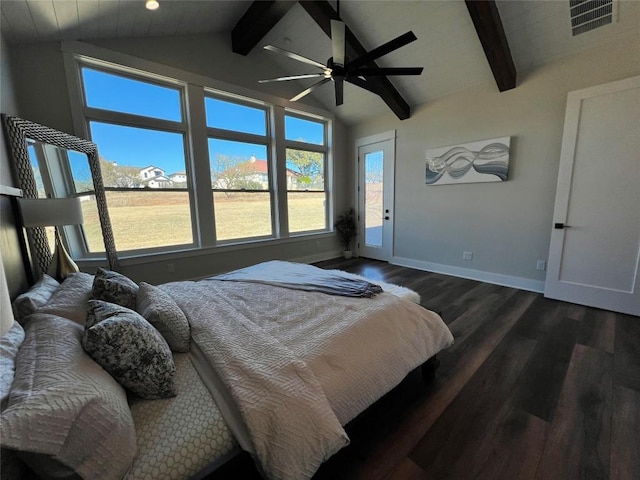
(259, 10), (423, 106)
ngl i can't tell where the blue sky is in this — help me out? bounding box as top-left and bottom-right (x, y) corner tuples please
(82, 68), (324, 175)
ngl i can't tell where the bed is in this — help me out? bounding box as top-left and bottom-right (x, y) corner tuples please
(0, 259), (454, 480)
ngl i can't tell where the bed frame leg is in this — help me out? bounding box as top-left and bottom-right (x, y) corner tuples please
(421, 355), (440, 384)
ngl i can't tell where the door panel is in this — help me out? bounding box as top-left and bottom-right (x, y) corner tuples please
(545, 76), (640, 316)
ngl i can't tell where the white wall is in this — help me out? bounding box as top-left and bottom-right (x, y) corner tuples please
(350, 34), (640, 291)
(6, 34), (350, 283)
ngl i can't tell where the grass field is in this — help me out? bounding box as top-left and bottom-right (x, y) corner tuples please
(80, 191), (326, 251)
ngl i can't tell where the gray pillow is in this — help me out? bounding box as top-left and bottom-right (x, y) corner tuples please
(92, 268), (138, 310)
(39, 272), (94, 325)
(0, 322), (25, 411)
(83, 300), (176, 399)
(0, 313), (136, 480)
(11, 274), (60, 323)
(136, 282), (190, 353)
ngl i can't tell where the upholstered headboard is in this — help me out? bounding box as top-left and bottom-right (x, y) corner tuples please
(0, 184), (28, 334)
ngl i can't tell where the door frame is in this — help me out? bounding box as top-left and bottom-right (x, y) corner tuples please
(355, 130), (396, 261)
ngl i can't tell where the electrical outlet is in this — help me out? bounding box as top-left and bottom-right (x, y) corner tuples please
(463, 251), (473, 260)
(167, 263), (175, 273)
(536, 260), (546, 271)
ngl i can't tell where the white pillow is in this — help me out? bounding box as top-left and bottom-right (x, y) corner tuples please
(0, 313), (136, 480)
(39, 272), (93, 324)
(11, 275), (59, 323)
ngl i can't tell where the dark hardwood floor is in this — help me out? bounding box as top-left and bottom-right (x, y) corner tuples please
(209, 258), (639, 480)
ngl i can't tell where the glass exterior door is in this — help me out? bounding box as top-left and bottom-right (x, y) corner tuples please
(357, 135), (394, 261)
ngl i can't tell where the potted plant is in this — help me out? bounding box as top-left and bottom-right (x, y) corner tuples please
(334, 208), (357, 258)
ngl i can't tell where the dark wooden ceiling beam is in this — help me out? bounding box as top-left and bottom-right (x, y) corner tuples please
(299, 0), (412, 120)
(465, 0), (517, 91)
(232, 1), (296, 56)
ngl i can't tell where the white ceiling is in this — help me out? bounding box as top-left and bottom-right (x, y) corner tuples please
(1, 0), (639, 125)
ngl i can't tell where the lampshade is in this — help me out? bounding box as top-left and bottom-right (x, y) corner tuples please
(18, 197), (84, 281)
(18, 197), (83, 227)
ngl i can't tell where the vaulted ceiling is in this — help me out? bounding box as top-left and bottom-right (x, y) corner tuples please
(2, 0), (638, 125)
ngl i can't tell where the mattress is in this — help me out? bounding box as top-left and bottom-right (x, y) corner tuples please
(125, 354), (239, 480)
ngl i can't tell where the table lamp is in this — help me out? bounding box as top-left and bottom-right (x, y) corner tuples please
(18, 197), (84, 281)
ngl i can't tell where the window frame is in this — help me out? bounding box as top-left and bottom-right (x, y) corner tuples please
(72, 61), (198, 257)
(63, 41), (335, 262)
(205, 91), (276, 243)
(284, 110), (331, 235)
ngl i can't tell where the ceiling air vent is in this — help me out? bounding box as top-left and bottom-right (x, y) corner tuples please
(570, 0), (616, 36)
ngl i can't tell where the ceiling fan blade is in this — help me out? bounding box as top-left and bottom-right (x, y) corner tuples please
(263, 45), (327, 70)
(345, 76), (381, 96)
(334, 77), (344, 106)
(290, 77), (332, 102)
(347, 31), (418, 70)
(258, 74), (324, 83)
(331, 19), (346, 66)
(351, 67), (424, 76)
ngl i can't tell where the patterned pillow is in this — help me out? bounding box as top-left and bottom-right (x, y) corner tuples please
(39, 272), (94, 324)
(92, 268), (138, 310)
(83, 300), (176, 399)
(11, 274), (60, 323)
(0, 322), (25, 411)
(136, 282), (190, 353)
(0, 313), (136, 480)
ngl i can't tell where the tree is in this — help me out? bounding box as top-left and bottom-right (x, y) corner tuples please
(286, 149), (323, 189)
(99, 158), (141, 188)
(212, 154), (264, 193)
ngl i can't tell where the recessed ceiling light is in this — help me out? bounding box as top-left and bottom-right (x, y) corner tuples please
(146, 0), (159, 11)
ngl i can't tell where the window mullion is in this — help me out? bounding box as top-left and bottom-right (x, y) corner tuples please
(84, 107), (184, 133)
(272, 105), (288, 237)
(186, 84), (216, 247)
(206, 127), (267, 145)
(284, 139), (326, 153)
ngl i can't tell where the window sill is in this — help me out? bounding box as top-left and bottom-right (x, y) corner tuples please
(76, 230), (336, 268)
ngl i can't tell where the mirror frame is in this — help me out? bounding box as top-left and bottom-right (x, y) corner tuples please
(2, 114), (119, 278)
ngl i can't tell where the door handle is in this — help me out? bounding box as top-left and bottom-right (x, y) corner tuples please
(554, 223), (571, 229)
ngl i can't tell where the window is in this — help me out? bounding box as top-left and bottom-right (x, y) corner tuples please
(79, 66), (194, 253)
(65, 51), (333, 260)
(285, 114), (328, 233)
(206, 96), (273, 242)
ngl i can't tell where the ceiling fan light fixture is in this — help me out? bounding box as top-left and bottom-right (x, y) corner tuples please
(145, 0), (159, 11)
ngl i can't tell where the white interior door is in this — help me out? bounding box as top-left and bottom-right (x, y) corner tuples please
(356, 131), (395, 261)
(545, 76), (640, 316)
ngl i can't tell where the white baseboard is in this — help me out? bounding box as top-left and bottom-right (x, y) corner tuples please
(292, 250), (344, 265)
(391, 256), (545, 293)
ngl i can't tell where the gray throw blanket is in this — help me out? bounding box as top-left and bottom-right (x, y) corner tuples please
(211, 260), (383, 298)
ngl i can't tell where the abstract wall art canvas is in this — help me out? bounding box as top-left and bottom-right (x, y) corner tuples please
(425, 136), (510, 185)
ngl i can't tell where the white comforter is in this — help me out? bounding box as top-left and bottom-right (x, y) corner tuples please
(162, 270), (453, 480)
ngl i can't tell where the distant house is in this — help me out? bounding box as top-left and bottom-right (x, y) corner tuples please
(169, 172), (187, 184)
(140, 165), (165, 181)
(137, 165), (178, 188)
(141, 175), (172, 188)
(215, 157), (300, 190)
